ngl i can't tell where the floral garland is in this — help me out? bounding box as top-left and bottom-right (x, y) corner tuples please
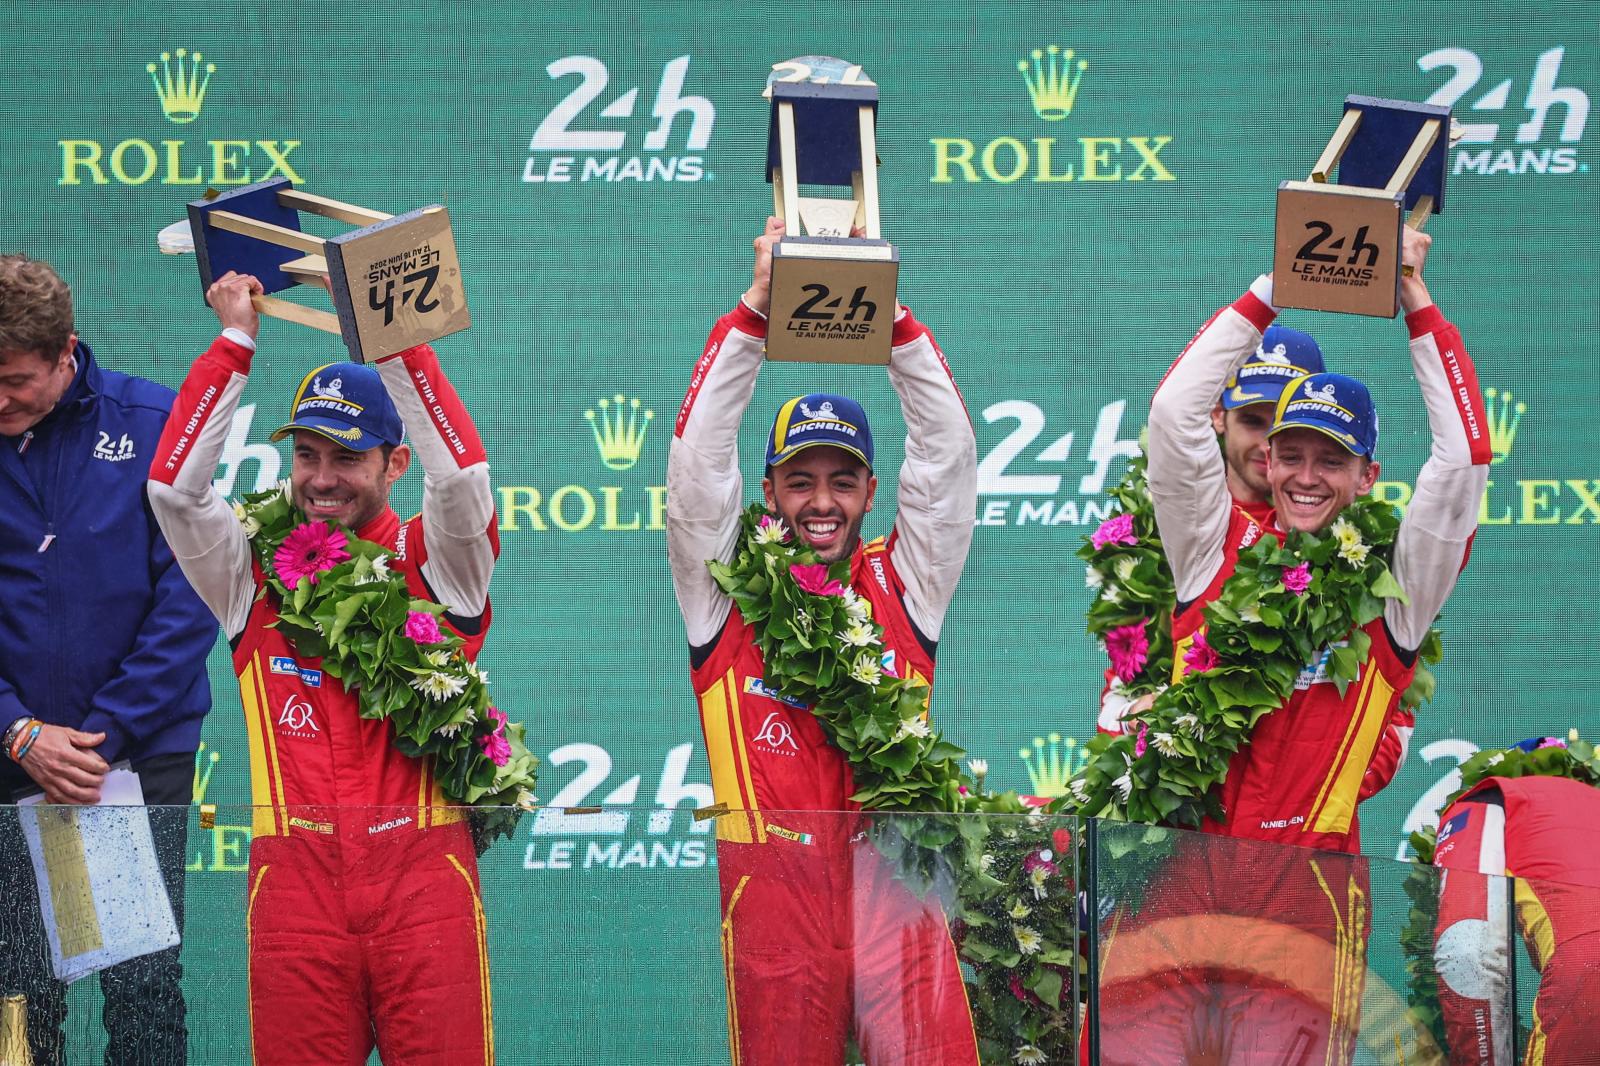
(1400, 731), (1599, 1057)
(1067, 458), (1443, 830)
(709, 506), (1076, 1064)
(236, 482), (538, 845)
(1076, 453), (1177, 700)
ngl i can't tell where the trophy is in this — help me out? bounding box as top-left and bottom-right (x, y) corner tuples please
(763, 56), (898, 364)
(1273, 96), (1452, 318)
(183, 178), (469, 363)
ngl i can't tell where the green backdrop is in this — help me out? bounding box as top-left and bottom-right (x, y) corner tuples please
(3, 2), (1596, 1060)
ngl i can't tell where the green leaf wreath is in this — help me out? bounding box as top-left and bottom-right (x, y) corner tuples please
(1399, 731), (1600, 1058)
(236, 482), (538, 845)
(1067, 457), (1443, 829)
(710, 506), (1076, 1064)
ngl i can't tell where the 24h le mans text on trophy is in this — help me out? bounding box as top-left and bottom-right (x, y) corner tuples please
(1274, 96), (1454, 318)
(181, 178), (470, 363)
(763, 56), (898, 365)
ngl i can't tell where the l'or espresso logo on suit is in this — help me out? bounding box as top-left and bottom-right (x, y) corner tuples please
(929, 44), (1176, 186)
(58, 47), (306, 187)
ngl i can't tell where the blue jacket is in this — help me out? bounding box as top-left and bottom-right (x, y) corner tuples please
(0, 341), (216, 797)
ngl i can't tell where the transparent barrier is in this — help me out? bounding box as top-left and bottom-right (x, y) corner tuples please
(1, 805), (1588, 1064)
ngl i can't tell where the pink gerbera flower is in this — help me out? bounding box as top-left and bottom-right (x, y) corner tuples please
(273, 522), (351, 588)
(1184, 631), (1220, 674)
(478, 707), (512, 767)
(1282, 562), (1312, 596)
(1134, 722), (1149, 758)
(1105, 622), (1149, 683)
(403, 611), (444, 645)
(1091, 513), (1138, 550)
(790, 563), (845, 597)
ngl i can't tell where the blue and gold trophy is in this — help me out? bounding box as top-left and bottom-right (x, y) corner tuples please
(763, 56), (898, 364)
(1273, 96), (1454, 318)
(180, 179), (469, 363)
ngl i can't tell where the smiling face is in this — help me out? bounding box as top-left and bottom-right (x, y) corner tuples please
(1211, 402), (1275, 505)
(762, 446), (877, 563)
(1266, 427), (1379, 533)
(290, 430), (410, 530)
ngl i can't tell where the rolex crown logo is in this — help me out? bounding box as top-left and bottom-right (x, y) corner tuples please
(192, 743), (220, 804)
(1483, 387), (1525, 464)
(1019, 733), (1086, 798)
(1017, 45), (1088, 122)
(585, 394), (654, 471)
(147, 48), (215, 124)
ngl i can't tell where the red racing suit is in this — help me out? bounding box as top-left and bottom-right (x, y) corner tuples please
(1433, 774), (1600, 1066)
(148, 332), (498, 1066)
(1095, 276), (1490, 1065)
(666, 300), (979, 1066)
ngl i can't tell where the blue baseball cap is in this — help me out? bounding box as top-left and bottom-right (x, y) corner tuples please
(1269, 372), (1378, 459)
(1220, 325), (1327, 410)
(765, 393), (874, 470)
(272, 362), (405, 452)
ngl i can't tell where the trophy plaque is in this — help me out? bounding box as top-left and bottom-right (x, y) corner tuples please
(185, 178), (469, 363)
(763, 56), (898, 364)
(1273, 96), (1452, 318)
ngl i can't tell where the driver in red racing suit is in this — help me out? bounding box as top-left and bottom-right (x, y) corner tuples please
(1094, 228), (1490, 1066)
(1433, 765), (1600, 1065)
(666, 219), (979, 1065)
(148, 272), (499, 1065)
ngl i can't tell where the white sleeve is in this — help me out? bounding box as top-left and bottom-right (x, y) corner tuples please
(147, 330), (260, 639)
(1148, 276), (1278, 603)
(666, 301), (767, 648)
(1384, 305), (1491, 651)
(884, 308), (976, 641)
(373, 344), (496, 618)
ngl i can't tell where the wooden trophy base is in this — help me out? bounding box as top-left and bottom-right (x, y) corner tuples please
(326, 206), (470, 364)
(1273, 181), (1402, 318)
(766, 238), (898, 364)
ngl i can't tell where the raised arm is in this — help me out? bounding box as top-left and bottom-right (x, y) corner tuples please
(1432, 790), (1513, 1065)
(885, 309), (976, 641)
(374, 344), (496, 620)
(147, 272), (262, 638)
(666, 223), (778, 649)
(1384, 230), (1491, 652)
(1147, 276), (1276, 603)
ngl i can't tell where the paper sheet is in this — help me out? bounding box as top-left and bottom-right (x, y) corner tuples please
(17, 767), (180, 983)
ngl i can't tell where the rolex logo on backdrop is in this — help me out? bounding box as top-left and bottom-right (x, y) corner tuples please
(58, 47), (307, 187)
(497, 394), (666, 534)
(929, 42), (1178, 185)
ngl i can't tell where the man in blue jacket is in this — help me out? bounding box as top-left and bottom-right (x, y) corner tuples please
(0, 253), (217, 1065)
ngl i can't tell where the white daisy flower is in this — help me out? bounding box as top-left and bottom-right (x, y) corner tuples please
(1013, 925), (1042, 955)
(1101, 585), (1122, 606)
(1084, 567), (1104, 590)
(1151, 731), (1181, 758)
(1029, 865), (1051, 900)
(232, 501), (262, 539)
(1113, 771), (1133, 802)
(410, 671), (468, 702)
(840, 621), (878, 648)
(754, 517), (790, 545)
(967, 758), (988, 778)
(1114, 556), (1137, 582)
(892, 716), (931, 743)
(1338, 540), (1371, 567)
(1014, 1044), (1047, 1065)
(979, 853), (996, 873)
(435, 720), (465, 737)
(1239, 602), (1263, 625)
(842, 588), (871, 622)
(1009, 898), (1032, 919)
(1068, 777), (1092, 805)
(849, 651), (882, 687)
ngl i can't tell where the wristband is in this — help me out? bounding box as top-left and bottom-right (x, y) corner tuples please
(10, 722), (42, 763)
(1, 716), (29, 752)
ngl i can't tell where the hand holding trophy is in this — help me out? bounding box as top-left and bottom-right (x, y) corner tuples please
(169, 178), (470, 363)
(762, 56), (898, 364)
(1273, 96), (1458, 318)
